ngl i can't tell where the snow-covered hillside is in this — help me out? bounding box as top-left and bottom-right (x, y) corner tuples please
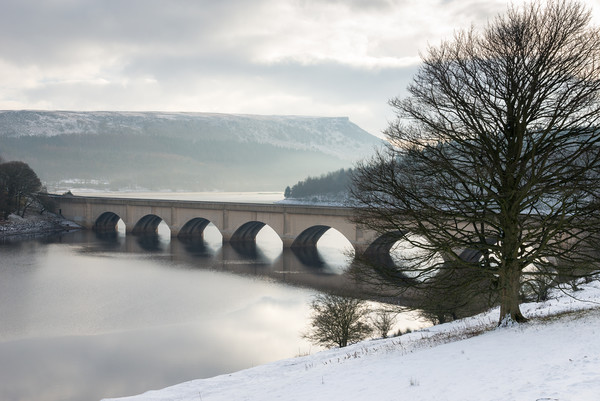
(0, 110), (383, 191)
(103, 280), (600, 401)
(0, 110), (382, 161)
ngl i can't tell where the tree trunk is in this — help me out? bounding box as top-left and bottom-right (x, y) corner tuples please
(498, 262), (527, 325)
(20, 201), (30, 218)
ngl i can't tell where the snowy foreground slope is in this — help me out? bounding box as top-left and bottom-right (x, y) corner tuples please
(104, 282), (600, 401)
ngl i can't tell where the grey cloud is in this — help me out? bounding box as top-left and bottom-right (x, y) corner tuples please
(0, 0), (267, 66)
(298, 0), (396, 12)
(258, 61), (417, 103)
(116, 44), (416, 106)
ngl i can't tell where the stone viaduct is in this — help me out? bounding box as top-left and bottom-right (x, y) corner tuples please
(48, 194), (385, 254)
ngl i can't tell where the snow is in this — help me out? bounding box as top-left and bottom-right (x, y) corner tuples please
(0, 211), (80, 237)
(103, 280), (600, 401)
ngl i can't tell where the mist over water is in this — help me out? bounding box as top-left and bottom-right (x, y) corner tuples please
(0, 231), (317, 400)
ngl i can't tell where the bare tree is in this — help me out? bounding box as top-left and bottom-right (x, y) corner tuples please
(303, 293), (372, 348)
(370, 308), (397, 338)
(350, 0), (600, 325)
(0, 161), (42, 219)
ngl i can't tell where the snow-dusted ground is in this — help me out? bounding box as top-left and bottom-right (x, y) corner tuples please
(0, 211), (79, 237)
(104, 280), (600, 401)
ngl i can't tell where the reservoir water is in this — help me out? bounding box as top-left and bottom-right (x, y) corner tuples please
(0, 192), (425, 401)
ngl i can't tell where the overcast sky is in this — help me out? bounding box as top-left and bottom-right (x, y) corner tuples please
(1, 0), (599, 136)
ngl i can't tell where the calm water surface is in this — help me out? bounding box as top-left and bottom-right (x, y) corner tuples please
(0, 192), (425, 401)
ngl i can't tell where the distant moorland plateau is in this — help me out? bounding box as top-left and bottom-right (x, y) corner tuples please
(0, 110), (382, 192)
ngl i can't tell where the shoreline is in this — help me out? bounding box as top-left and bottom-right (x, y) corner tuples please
(0, 210), (80, 239)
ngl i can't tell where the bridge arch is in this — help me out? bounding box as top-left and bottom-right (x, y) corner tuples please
(291, 225), (331, 248)
(289, 225), (355, 270)
(226, 222), (282, 262)
(178, 217), (213, 239)
(359, 231), (451, 284)
(93, 211), (123, 232)
(363, 231), (406, 256)
(132, 214), (166, 235)
(230, 221), (268, 242)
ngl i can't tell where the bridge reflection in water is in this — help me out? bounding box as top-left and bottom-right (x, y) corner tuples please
(85, 222), (358, 296)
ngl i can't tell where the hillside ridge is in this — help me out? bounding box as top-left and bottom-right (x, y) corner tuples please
(0, 110), (381, 161)
(0, 110), (382, 191)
